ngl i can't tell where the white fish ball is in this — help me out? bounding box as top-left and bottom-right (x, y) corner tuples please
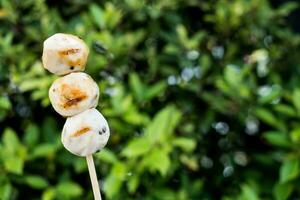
(42, 33), (89, 75)
(49, 72), (99, 117)
(61, 108), (110, 156)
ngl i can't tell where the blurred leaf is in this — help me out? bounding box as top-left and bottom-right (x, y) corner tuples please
(3, 128), (20, 154)
(292, 89), (300, 113)
(0, 9), (7, 18)
(176, 25), (188, 45)
(0, 96), (11, 110)
(277, 2), (298, 16)
(258, 85), (282, 104)
(129, 73), (144, 102)
(25, 175), (49, 189)
(240, 184), (259, 200)
(180, 155), (199, 171)
(142, 148), (170, 176)
(4, 157), (23, 174)
(23, 124), (39, 149)
(145, 105), (181, 143)
(273, 104), (296, 117)
(56, 182), (83, 198)
(291, 127), (300, 143)
(145, 81), (167, 100)
(280, 158), (299, 183)
(254, 108), (278, 127)
(0, 183), (12, 200)
(127, 173), (140, 194)
(30, 143), (57, 159)
(224, 64), (241, 87)
(121, 137), (151, 158)
(273, 182), (293, 200)
(103, 3), (122, 29)
(42, 188), (55, 200)
(97, 149), (118, 164)
(90, 4), (104, 29)
(263, 131), (291, 148)
(73, 158), (87, 173)
(152, 188), (177, 200)
(172, 137), (197, 152)
(104, 162), (127, 199)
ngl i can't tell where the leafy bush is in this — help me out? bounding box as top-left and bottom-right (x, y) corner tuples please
(1, 0), (300, 199)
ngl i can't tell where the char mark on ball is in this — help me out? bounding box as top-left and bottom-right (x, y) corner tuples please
(72, 127), (91, 137)
(59, 48), (80, 55)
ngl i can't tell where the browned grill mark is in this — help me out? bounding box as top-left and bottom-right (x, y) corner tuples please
(59, 48), (80, 56)
(60, 84), (87, 108)
(72, 127), (91, 137)
(58, 48), (83, 67)
(68, 58), (82, 67)
(64, 97), (85, 107)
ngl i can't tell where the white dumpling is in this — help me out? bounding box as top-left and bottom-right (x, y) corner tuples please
(61, 108), (110, 156)
(49, 72), (99, 117)
(42, 33), (89, 75)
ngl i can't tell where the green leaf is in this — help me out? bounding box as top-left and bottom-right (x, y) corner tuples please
(123, 108), (149, 125)
(104, 173), (122, 199)
(240, 184), (259, 200)
(129, 73), (144, 102)
(280, 158), (299, 183)
(145, 105), (181, 143)
(73, 158), (87, 173)
(145, 81), (167, 100)
(23, 124), (39, 149)
(0, 96), (11, 110)
(224, 64), (242, 87)
(273, 182), (293, 200)
(176, 24), (188, 45)
(97, 149), (118, 164)
(127, 174), (140, 194)
(273, 104), (296, 117)
(3, 128), (20, 154)
(42, 188), (55, 200)
(4, 157), (24, 174)
(172, 137), (196, 152)
(0, 183), (12, 200)
(25, 175), (49, 189)
(292, 89), (300, 113)
(180, 155), (199, 171)
(121, 137), (151, 158)
(103, 3), (122, 29)
(90, 4), (104, 29)
(254, 108), (278, 127)
(263, 131), (291, 148)
(152, 188), (177, 200)
(30, 144), (57, 159)
(291, 127), (300, 143)
(141, 148), (170, 176)
(104, 162), (127, 199)
(56, 182), (83, 198)
(258, 85), (282, 104)
(277, 2), (298, 16)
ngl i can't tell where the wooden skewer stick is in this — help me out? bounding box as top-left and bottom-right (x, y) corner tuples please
(86, 155), (102, 200)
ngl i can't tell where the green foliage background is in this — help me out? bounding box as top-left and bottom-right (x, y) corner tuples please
(1, 0), (300, 199)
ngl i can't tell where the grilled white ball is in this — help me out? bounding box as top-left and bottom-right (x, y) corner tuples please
(42, 33), (89, 75)
(61, 108), (110, 156)
(49, 72), (99, 117)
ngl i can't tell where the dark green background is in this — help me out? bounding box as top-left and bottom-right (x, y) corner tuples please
(1, 0), (300, 199)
